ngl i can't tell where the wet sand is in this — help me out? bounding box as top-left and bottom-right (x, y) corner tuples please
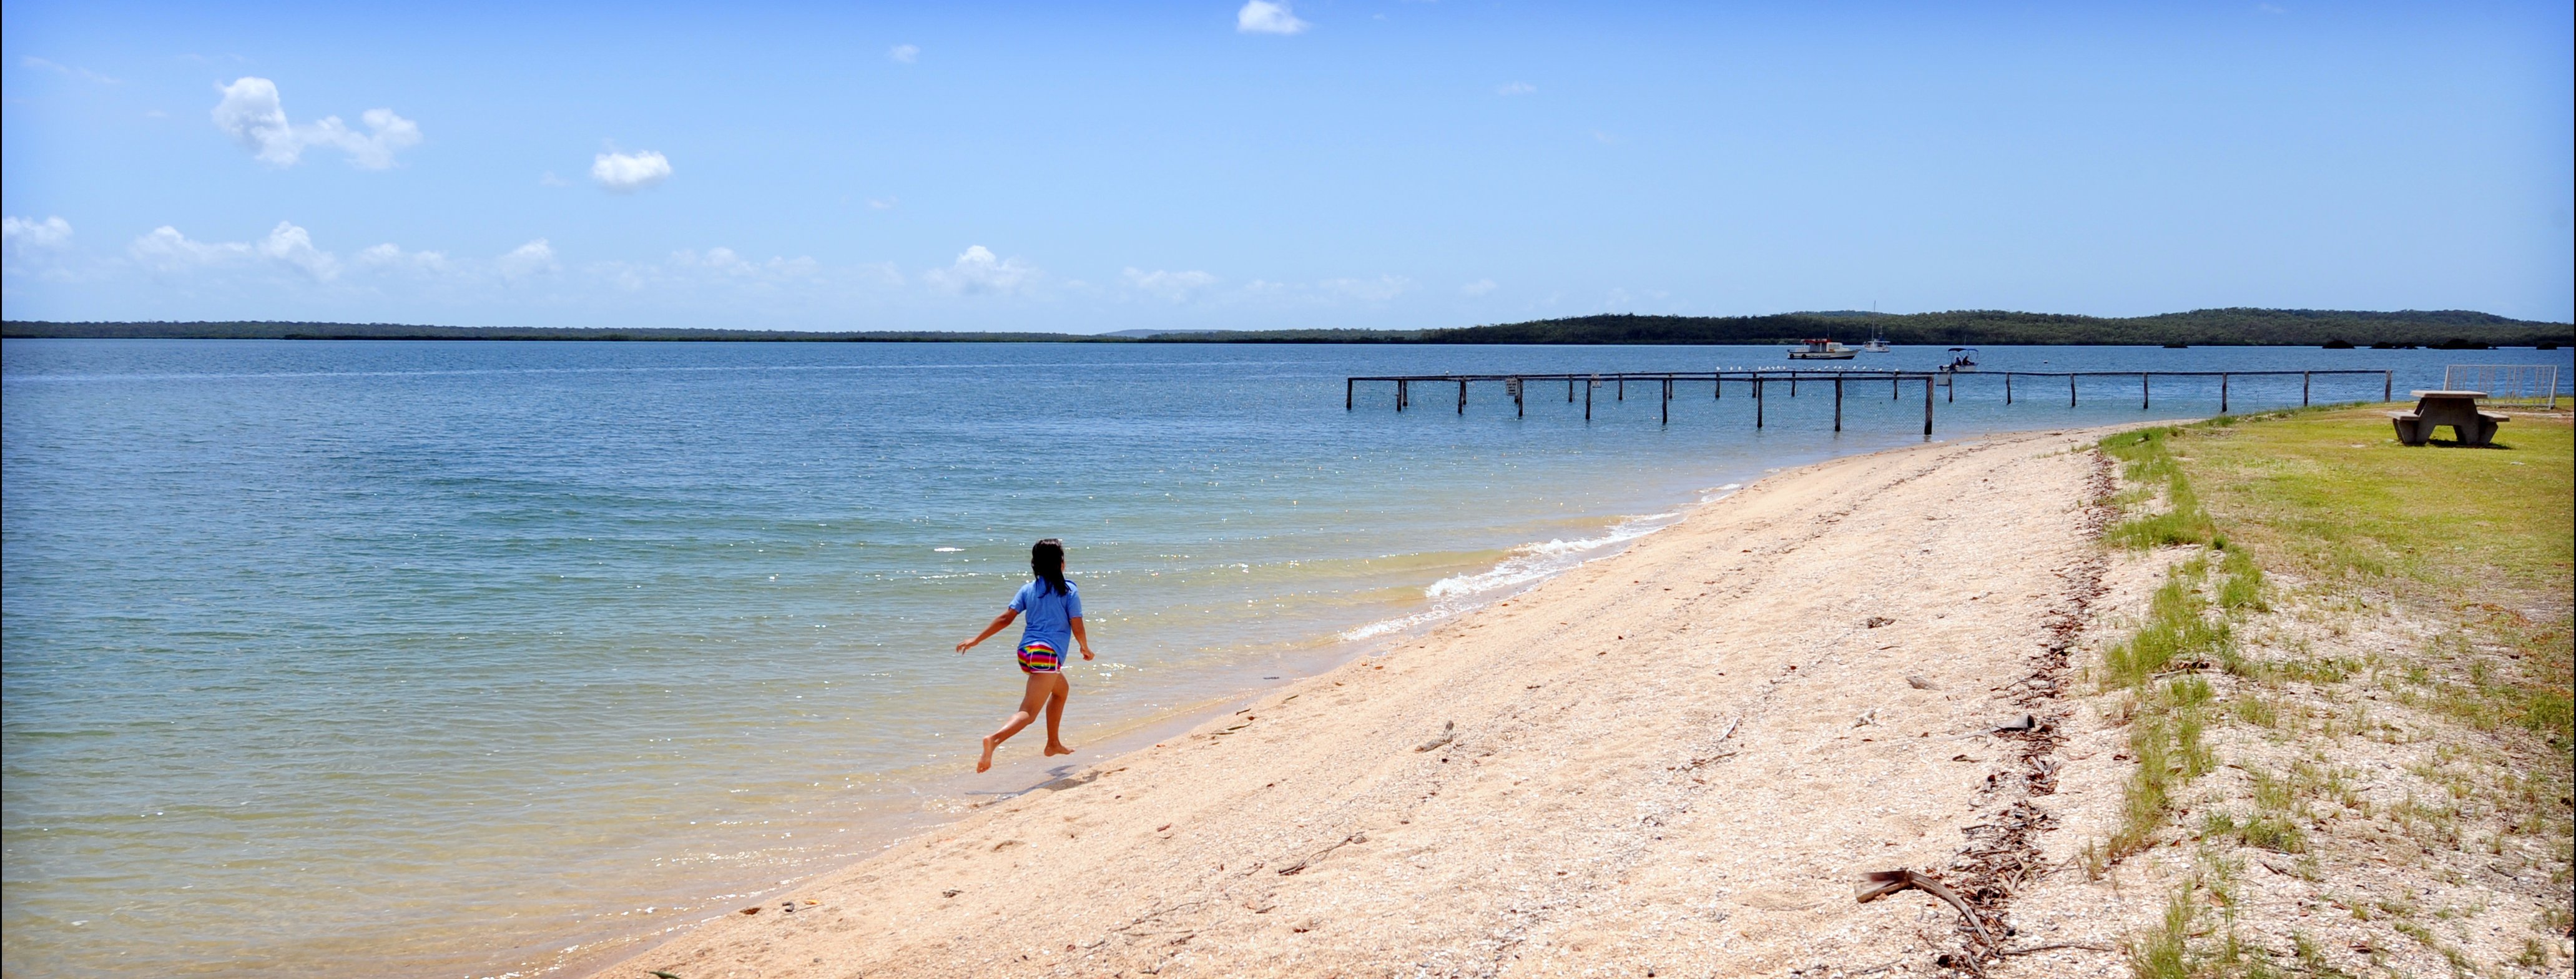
(592, 426), (2125, 978)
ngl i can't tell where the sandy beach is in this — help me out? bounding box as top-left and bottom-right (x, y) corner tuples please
(592, 425), (2131, 978)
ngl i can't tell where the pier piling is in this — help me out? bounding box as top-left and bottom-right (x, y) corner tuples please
(1344, 368), (2386, 433)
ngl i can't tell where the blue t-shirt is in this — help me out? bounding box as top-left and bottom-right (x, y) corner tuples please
(1009, 579), (1082, 654)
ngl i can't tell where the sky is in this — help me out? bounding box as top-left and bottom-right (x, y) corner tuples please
(2, 1), (2570, 333)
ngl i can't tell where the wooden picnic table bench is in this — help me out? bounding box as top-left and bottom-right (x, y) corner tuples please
(2390, 390), (2508, 446)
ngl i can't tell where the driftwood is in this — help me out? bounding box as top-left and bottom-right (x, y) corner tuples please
(1856, 868), (1993, 947)
(1413, 721), (1456, 752)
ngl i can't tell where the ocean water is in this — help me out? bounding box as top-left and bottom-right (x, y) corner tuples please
(4, 339), (2566, 977)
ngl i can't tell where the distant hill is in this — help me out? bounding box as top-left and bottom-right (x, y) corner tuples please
(6, 308), (2567, 346)
(1422, 309), (2571, 347)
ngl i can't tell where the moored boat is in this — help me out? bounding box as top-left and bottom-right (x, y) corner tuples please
(1787, 338), (1859, 360)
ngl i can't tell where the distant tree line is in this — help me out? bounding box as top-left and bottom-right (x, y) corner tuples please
(1410, 308), (2571, 348)
(7, 307), (2569, 347)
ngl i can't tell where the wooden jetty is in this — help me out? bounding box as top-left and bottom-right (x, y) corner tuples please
(1345, 368), (2396, 435)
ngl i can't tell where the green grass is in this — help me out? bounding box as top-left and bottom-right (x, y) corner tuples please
(2171, 406), (2574, 750)
(2097, 406), (2575, 975)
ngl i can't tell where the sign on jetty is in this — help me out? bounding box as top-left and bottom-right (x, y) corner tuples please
(1345, 368), (2397, 435)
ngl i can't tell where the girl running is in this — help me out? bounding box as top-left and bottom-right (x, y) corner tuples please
(953, 538), (1093, 773)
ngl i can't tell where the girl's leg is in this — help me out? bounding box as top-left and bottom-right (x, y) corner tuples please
(1042, 673), (1073, 756)
(978, 674), (1053, 773)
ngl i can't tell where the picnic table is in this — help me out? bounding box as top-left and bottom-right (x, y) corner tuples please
(2389, 390), (2507, 446)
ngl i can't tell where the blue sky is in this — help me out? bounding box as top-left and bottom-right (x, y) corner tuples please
(3, 1), (2570, 332)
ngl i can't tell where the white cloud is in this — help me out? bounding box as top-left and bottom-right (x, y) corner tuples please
(256, 222), (339, 279)
(1237, 1), (1310, 34)
(889, 44), (920, 63)
(1123, 267), (1219, 303)
(1496, 82), (1536, 96)
(212, 77), (420, 169)
(867, 197), (899, 210)
(1460, 278), (1497, 297)
(498, 239), (559, 279)
(1321, 275), (1413, 302)
(22, 57), (118, 84)
(591, 150), (672, 193)
(923, 245), (1035, 295)
(356, 243), (449, 272)
(4, 216), (74, 256)
(128, 221), (340, 280)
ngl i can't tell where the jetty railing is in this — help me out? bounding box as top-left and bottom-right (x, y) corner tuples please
(1344, 368), (2397, 436)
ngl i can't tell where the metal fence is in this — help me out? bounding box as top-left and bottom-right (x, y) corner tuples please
(2442, 365), (2562, 408)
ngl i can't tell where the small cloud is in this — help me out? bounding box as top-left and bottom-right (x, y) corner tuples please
(889, 44), (920, 64)
(1460, 278), (1497, 297)
(1591, 130), (1618, 144)
(21, 57), (118, 84)
(128, 220), (339, 280)
(1237, 1), (1310, 35)
(255, 222), (338, 279)
(867, 196), (898, 210)
(212, 77), (420, 169)
(1496, 82), (1535, 96)
(498, 239), (558, 278)
(539, 171), (569, 187)
(2255, 3), (2287, 12)
(4, 215), (74, 256)
(923, 245), (1035, 295)
(1123, 267), (1219, 303)
(1322, 275), (1413, 303)
(591, 150), (672, 193)
(355, 242), (448, 272)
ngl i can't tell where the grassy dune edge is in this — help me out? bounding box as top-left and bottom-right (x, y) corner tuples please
(2013, 406), (2574, 979)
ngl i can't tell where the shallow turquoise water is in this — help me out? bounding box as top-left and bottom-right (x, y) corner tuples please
(3, 340), (2564, 977)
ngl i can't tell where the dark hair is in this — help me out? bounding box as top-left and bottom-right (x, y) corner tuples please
(1031, 538), (1068, 596)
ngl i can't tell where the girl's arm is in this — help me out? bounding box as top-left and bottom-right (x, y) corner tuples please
(1070, 617), (1094, 660)
(955, 609), (1019, 653)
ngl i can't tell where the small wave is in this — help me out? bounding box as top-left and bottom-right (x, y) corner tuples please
(1336, 511), (1686, 642)
(932, 548), (963, 553)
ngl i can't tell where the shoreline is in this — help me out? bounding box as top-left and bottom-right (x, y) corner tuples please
(533, 475), (1758, 978)
(588, 423), (2143, 978)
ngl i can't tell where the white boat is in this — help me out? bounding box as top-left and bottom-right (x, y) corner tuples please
(1861, 331), (1891, 353)
(1943, 347), (1980, 371)
(1786, 338), (1858, 360)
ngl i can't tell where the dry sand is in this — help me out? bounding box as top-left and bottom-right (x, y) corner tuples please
(597, 427), (2133, 979)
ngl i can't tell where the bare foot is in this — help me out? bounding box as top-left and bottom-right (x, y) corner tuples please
(1044, 742), (1076, 757)
(977, 735), (998, 773)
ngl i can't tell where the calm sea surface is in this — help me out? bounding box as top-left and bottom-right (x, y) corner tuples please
(4, 340), (2567, 977)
